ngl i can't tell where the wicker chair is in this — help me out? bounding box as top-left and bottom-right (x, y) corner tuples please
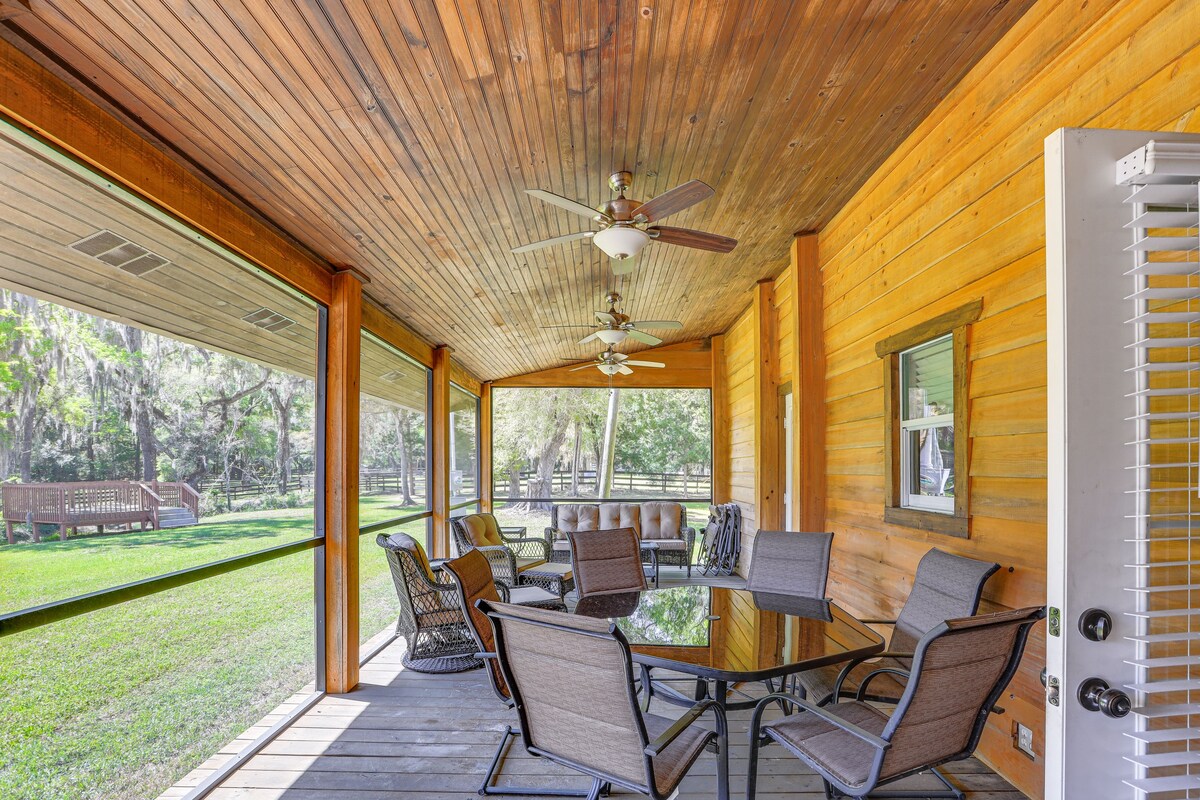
(747, 606), (1045, 800)
(567, 527), (647, 599)
(451, 513), (553, 589)
(440, 550), (583, 797)
(376, 531), (481, 673)
(479, 598), (729, 800)
(796, 548), (1000, 705)
(746, 530), (834, 597)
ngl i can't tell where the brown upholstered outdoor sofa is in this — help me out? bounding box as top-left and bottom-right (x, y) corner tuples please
(544, 501), (696, 576)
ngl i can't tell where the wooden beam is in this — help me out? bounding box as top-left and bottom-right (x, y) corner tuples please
(360, 299), (433, 368)
(449, 359), (483, 396)
(710, 334), (729, 505)
(0, 37), (332, 306)
(792, 234), (826, 533)
(324, 271), (362, 694)
(480, 381), (493, 514)
(493, 340), (713, 388)
(753, 280), (782, 532)
(431, 346), (452, 559)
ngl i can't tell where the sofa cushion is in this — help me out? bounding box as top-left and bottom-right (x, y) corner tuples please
(460, 514), (503, 547)
(641, 501), (683, 540)
(555, 504), (600, 538)
(600, 502), (641, 537)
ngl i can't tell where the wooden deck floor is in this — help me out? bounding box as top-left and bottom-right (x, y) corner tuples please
(173, 570), (1031, 799)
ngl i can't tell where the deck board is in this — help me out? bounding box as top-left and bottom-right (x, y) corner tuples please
(171, 570), (1029, 799)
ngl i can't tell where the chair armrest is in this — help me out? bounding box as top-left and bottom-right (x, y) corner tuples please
(495, 582), (511, 603)
(753, 693), (890, 751)
(506, 536), (551, 562)
(644, 699), (725, 757)
(855, 668), (911, 701)
(499, 526), (528, 540)
(832, 650), (916, 700)
(477, 545), (519, 587)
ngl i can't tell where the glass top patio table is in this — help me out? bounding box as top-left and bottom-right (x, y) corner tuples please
(573, 585), (885, 683)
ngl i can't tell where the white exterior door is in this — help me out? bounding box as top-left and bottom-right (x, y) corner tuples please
(1045, 128), (1200, 798)
(784, 391), (794, 528)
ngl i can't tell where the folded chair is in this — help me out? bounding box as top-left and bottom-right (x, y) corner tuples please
(796, 548), (999, 705)
(747, 606), (1045, 800)
(441, 549), (583, 797)
(480, 598), (730, 800)
(566, 527), (647, 598)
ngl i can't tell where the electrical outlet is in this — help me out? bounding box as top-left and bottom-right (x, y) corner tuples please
(1014, 722), (1036, 759)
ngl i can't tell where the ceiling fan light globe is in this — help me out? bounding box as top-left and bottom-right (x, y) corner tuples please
(595, 329), (628, 345)
(593, 226), (650, 260)
(598, 363), (622, 376)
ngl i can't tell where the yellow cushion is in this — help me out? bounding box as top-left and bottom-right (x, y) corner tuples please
(462, 514), (503, 547)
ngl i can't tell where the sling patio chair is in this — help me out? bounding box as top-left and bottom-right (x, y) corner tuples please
(479, 598), (730, 800)
(746, 605), (1045, 800)
(746, 530), (834, 598)
(441, 549), (584, 797)
(566, 527), (647, 599)
(795, 547), (1000, 705)
(376, 531), (480, 673)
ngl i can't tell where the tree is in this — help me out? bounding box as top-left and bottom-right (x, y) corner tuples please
(0, 293), (58, 482)
(266, 375), (306, 494)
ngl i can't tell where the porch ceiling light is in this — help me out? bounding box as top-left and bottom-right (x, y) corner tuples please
(592, 225), (650, 260)
(595, 328), (628, 346)
(598, 363), (622, 375)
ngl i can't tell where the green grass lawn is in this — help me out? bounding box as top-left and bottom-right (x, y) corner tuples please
(0, 495), (425, 800)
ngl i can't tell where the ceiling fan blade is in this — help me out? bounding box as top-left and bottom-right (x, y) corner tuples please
(625, 329), (662, 346)
(649, 226), (737, 253)
(577, 332), (600, 345)
(631, 320), (684, 330)
(634, 179), (714, 222)
(595, 311), (618, 324)
(525, 189), (607, 221)
(610, 257), (638, 276)
(617, 364), (634, 375)
(568, 363), (598, 372)
(625, 360), (666, 368)
(511, 230), (594, 254)
(609, 352), (629, 361)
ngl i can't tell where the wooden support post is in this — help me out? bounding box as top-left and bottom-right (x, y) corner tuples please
(710, 334), (729, 505)
(431, 346), (452, 558)
(325, 270), (362, 694)
(791, 233), (826, 533)
(753, 280), (782, 533)
(480, 381), (493, 514)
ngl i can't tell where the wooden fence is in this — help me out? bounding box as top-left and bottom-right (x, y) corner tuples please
(501, 469), (711, 498)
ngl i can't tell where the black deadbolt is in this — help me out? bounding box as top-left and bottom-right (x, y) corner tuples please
(1078, 608), (1112, 641)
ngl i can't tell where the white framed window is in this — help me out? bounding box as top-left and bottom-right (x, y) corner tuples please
(898, 335), (955, 514)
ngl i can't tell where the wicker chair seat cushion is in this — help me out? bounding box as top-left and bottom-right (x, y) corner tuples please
(644, 711), (714, 796)
(764, 700), (890, 789)
(599, 503), (641, 536)
(507, 585), (562, 606)
(648, 539), (688, 551)
(555, 504), (600, 538)
(797, 657), (910, 703)
(516, 557), (548, 572)
(640, 501), (682, 540)
(460, 514), (504, 547)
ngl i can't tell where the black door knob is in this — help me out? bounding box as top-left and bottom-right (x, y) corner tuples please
(1078, 608), (1112, 641)
(1077, 677), (1131, 718)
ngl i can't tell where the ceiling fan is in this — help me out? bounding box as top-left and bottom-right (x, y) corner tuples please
(511, 171), (738, 274)
(542, 292), (683, 347)
(569, 346), (666, 376)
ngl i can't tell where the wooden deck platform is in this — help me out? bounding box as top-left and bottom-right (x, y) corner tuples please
(166, 570), (1030, 799)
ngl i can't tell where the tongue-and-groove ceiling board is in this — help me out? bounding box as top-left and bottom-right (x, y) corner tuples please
(2, 0), (1034, 380)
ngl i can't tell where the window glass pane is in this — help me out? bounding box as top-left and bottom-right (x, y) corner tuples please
(901, 335), (953, 420)
(0, 127), (321, 615)
(489, 387), (712, 532)
(450, 384), (479, 505)
(906, 424), (955, 501)
(0, 548), (315, 800)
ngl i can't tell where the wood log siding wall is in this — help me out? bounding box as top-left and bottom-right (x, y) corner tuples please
(715, 2), (1200, 797)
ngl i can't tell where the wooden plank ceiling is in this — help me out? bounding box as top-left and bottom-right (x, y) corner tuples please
(2, 0), (1034, 380)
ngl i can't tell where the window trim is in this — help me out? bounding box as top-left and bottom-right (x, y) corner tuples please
(877, 300), (981, 538)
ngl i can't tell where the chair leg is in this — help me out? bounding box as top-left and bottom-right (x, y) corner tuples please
(863, 766), (964, 800)
(478, 725), (593, 797)
(585, 778), (604, 800)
